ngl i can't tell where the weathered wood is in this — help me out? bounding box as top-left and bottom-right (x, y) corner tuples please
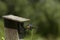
(5, 28), (19, 40)
(4, 19), (18, 29)
(3, 15), (30, 22)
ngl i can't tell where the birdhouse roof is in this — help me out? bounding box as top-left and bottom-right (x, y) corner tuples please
(2, 15), (30, 22)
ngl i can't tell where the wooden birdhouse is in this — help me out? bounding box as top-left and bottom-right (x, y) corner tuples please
(2, 15), (30, 40)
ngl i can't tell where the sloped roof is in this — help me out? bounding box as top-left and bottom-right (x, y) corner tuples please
(2, 15), (30, 22)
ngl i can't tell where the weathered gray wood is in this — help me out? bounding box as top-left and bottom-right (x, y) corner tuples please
(5, 28), (19, 40)
(3, 15), (30, 22)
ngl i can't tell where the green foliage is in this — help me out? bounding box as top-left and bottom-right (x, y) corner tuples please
(1, 0), (60, 39)
(0, 20), (4, 40)
(0, 1), (7, 17)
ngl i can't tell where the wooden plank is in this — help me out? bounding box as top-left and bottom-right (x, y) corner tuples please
(3, 15), (30, 22)
(4, 28), (19, 40)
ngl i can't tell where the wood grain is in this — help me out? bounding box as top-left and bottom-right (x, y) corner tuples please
(4, 28), (19, 40)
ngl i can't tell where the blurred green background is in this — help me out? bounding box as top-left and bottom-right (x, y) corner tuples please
(0, 0), (60, 40)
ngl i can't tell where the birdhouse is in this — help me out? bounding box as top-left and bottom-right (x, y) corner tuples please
(2, 15), (30, 40)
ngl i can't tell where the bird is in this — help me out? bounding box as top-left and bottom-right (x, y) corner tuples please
(26, 24), (33, 30)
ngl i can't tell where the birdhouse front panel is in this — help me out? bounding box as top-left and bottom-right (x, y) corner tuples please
(4, 18), (18, 29)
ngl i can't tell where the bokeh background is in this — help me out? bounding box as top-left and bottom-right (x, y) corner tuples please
(0, 0), (60, 40)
